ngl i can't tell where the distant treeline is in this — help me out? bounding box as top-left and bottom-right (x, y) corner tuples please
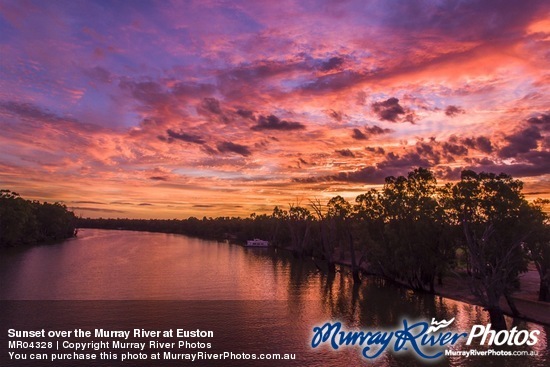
(79, 168), (550, 329)
(0, 190), (77, 247)
(77, 215), (261, 243)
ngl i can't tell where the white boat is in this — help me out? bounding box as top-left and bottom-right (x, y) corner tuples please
(246, 238), (269, 247)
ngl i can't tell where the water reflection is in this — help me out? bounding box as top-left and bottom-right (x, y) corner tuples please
(0, 229), (548, 366)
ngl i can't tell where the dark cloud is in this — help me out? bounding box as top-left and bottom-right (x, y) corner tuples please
(327, 109), (344, 122)
(199, 97), (223, 115)
(0, 101), (78, 124)
(468, 157), (497, 166)
(336, 152), (429, 184)
(467, 155), (550, 179)
(442, 142), (468, 156)
(498, 126), (542, 158)
(404, 113), (418, 124)
(297, 151), (431, 184)
(166, 129), (206, 144)
(415, 142), (441, 163)
(236, 109), (255, 120)
(149, 176), (168, 181)
(320, 56), (345, 72)
(352, 125), (392, 140)
(365, 125), (393, 135)
(371, 97), (406, 122)
(251, 115), (305, 131)
(522, 150), (550, 167)
(217, 141), (252, 156)
(352, 128), (367, 140)
(335, 149), (355, 158)
(443, 151), (550, 181)
(139, 203), (153, 206)
(379, 152), (431, 169)
(365, 147), (385, 155)
(445, 105), (465, 117)
(200, 145), (218, 156)
(347, 152), (431, 183)
(527, 113), (550, 131)
(462, 136), (494, 153)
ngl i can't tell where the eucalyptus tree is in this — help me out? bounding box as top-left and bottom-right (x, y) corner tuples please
(326, 195), (365, 283)
(0, 189), (76, 247)
(287, 204), (314, 257)
(269, 206), (289, 246)
(448, 170), (531, 330)
(0, 190), (37, 246)
(354, 188), (385, 275)
(310, 198), (338, 274)
(379, 168), (453, 292)
(524, 199), (550, 302)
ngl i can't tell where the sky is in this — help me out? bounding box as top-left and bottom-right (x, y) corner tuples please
(0, 0), (549, 219)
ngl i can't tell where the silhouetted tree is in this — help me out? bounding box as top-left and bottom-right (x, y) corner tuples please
(310, 198), (337, 274)
(524, 199), (550, 302)
(287, 204), (314, 257)
(0, 190), (76, 247)
(448, 171), (531, 330)
(380, 168), (453, 292)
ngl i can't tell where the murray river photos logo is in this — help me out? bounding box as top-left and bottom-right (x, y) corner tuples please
(311, 318), (540, 360)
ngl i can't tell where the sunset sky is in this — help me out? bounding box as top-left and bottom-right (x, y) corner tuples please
(1, 0), (549, 219)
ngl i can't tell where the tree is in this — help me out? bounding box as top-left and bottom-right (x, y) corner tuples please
(379, 168), (453, 292)
(287, 204), (314, 257)
(524, 199), (550, 302)
(449, 171), (531, 330)
(310, 198), (338, 274)
(0, 190), (76, 247)
(327, 195), (364, 283)
(354, 189), (385, 275)
(33, 201), (77, 241)
(0, 190), (38, 246)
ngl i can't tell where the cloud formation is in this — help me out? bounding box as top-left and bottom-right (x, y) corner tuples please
(165, 129), (206, 145)
(251, 115), (305, 131)
(445, 105), (466, 117)
(1, 0), (549, 218)
(371, 98), (406, 122)
(216, 141), (252, 156)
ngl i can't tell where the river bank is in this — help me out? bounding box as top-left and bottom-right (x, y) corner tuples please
(333, 256), (550, 327)
(433, 266), (550, 326)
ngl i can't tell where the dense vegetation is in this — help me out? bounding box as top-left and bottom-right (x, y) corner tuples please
(0, 190), (77, 247)
(3, 168), (548, 328)
(79, 168), (550, 329)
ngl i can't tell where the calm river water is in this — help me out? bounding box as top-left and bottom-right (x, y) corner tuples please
(0, 229), (548, 366)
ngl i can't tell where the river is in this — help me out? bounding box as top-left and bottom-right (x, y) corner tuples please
(0, 229), (548, 366)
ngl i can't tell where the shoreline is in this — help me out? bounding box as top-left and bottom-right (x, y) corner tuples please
(333, 257), (550, 327)
(432, 268), (550, 327)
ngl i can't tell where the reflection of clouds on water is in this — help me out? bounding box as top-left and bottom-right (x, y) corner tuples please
(0, 229), (548, 366)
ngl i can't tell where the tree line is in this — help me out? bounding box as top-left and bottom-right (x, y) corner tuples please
(0, 190), (77, 247)
(79, 168), (550, 329)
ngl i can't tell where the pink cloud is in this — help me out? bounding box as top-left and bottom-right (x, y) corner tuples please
(1, 0), (549, 217)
